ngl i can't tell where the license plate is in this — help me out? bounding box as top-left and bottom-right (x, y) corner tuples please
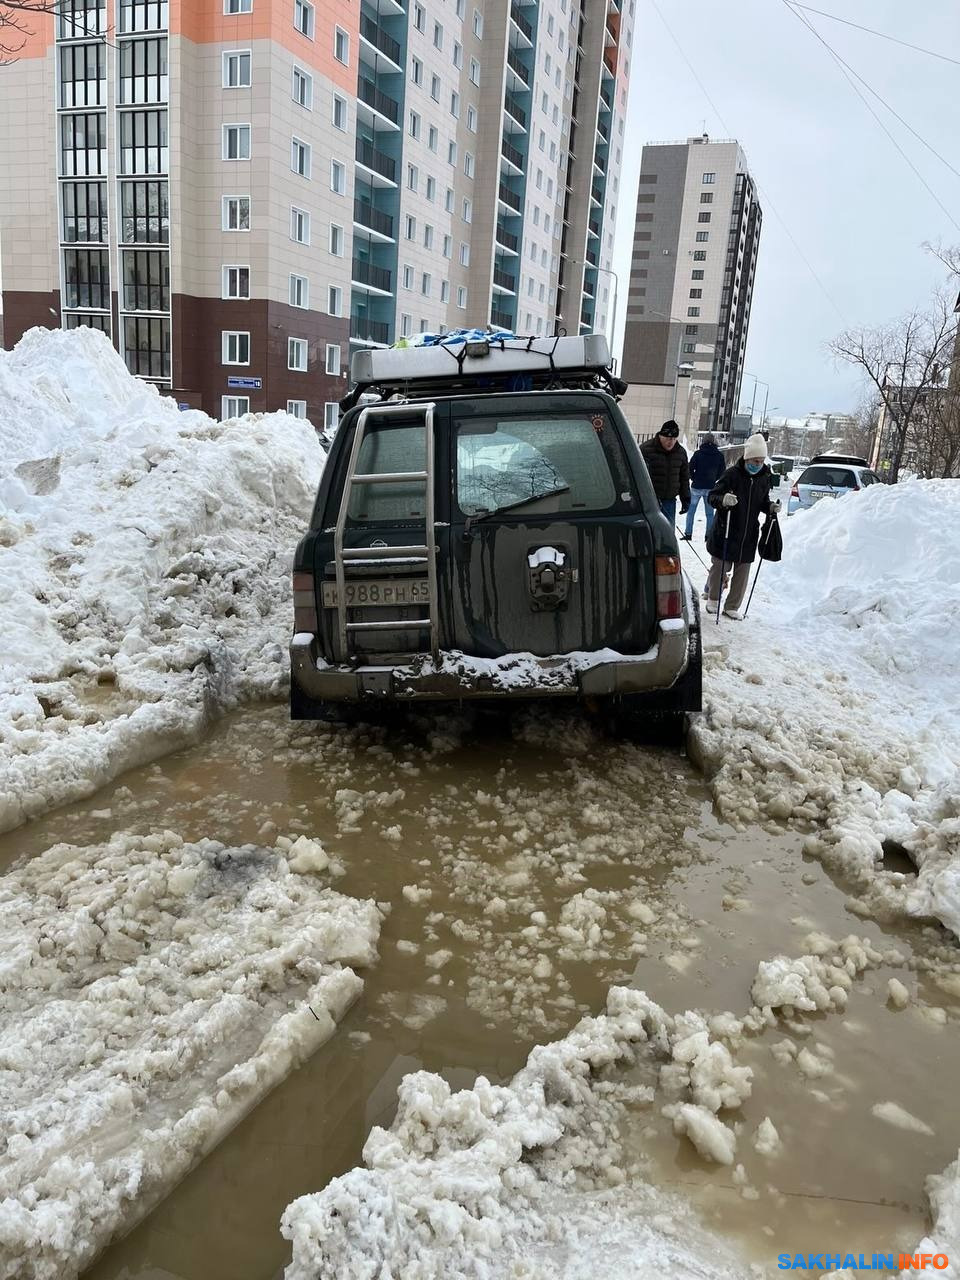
(322, 579), (431, 608)
(809, 490), (836, 502)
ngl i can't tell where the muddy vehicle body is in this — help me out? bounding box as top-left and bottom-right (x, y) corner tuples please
(291, 335), (701, 731)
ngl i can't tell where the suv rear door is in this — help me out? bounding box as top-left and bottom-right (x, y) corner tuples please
(796, 464), (858, 505)
(446, 393), (656, 658)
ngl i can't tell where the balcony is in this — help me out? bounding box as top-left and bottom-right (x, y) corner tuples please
(498, 181), (522, 213)
(509, 3), (533, 42)
(596, 118), (609, 143)
(492, 267), (516, 294)
(350, 316), (390, 345)
(591, 183), (604, 204)
(359, 13), (403, 68)
(600, 88), (612, 112)
(506, 48), (530, 88)
(358, 76), (400, 127)
(353, 200), (395, 241)
(586, 248), (598, 267)
(496, 223), (519, 253)
(352, 258), (393, 294)
(500, 137), (524, 172)
(490, 307), (514, 329)
(503, 94), (527, 132)
(588, 218), (601, 238)
(355, 137), (397, 185)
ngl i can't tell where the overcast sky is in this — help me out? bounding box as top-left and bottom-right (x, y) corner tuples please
(611, 0), (960, 419)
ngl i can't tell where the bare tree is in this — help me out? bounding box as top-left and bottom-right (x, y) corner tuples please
(830, 290), (959, 482)
(838, 394), (881, 460)
(910, 383), (960, 479)
(0, 2), (62, 64)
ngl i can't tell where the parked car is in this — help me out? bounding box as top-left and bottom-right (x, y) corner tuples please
(290, 334), (701, 736)
(787, 454), (883, 514)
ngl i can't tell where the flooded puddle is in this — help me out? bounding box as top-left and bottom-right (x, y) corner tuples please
(0, 704), (957, 1279)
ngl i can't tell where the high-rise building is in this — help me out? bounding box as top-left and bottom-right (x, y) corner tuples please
(0, 0), (631, 425)
(621, 135), (761, 436)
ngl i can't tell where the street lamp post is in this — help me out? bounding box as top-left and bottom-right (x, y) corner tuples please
(564, 258), (619, 356)
(671, 362), (695, 417)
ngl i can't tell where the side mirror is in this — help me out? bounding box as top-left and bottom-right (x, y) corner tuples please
(771, 474), (782, 487)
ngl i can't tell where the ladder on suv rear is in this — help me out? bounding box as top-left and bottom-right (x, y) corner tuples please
(333, 401), (440, 663)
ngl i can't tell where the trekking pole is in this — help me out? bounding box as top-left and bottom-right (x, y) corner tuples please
(742, 515), (775, 618)
(675, 525), (709, 571)
(716, 508), (731, 625)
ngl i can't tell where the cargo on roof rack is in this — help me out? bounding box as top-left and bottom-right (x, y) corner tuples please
(341, 332), (626, 413)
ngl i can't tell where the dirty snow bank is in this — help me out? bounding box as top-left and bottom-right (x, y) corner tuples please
(0, 829), (379, 1280)
(688, 479), (960, 938)
(280, 986), (758, 1279)
(0, 327), (323, 833)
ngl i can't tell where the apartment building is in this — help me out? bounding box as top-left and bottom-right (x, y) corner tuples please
(0, 0), (631, 424)
(621, 135), (762, 436)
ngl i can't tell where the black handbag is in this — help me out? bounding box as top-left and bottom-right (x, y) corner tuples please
(759, 515), (783, 562)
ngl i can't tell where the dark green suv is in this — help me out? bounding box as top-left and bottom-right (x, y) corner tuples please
(290, 336), (701, 730)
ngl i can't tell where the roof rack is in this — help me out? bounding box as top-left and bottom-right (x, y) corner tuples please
(340, 332), (627, 413)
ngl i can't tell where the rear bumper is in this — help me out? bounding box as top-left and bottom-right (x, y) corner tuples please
(290, 617), (692, 703)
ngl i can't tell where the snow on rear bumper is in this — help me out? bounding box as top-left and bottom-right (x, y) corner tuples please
(289, 619), (691, 703)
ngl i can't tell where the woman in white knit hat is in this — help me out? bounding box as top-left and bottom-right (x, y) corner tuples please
(704, 433), (781, 618)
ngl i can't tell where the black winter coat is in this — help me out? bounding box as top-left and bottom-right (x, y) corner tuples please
(639, 437), (691, 505)
(689, 441), (726, 490)
(706, 461), (775, 563)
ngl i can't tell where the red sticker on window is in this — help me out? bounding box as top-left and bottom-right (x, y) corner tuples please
(592, 415), (604, 433)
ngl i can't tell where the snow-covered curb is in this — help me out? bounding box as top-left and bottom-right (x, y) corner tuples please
(0, 328), (323, 834)
(0, 830), (380, 1280)
(687, 479), (960, 938)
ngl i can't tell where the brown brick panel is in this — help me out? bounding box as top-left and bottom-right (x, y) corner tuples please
(1, 291), (61, 349)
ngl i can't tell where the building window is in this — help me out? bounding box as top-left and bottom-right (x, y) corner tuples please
(687, 306), (700, 317)
(60, 112), (107, 177)
(461, 197), (472, 222)
(427, 125), (438, 152)
(222, 395), (250, 418)
(117, 0), (166, 36)
(290, 207), (310, 243)
(293, 65), (313, 108)
(402, 264), (414, 289)
(683, 342), (696, 354)
(421, 272), (431, 296)
(63, 313), (111, 334)
(472, 8), (482, 37)
(453, 40), (462, 68)
(222, 123), (251, 161)
(409, 109), (420, 138)
(463, 153), (476, 182)
(697, 212), (711, 223)
(447, 140), (457, 166)
(400, 312), (412, 336)
(324, 403), (339, 431)
(289, 273), (309, 307)
(119, 37), (168, 104)
(325, 343), (341, 375)
(440, 280), (449, 303)
(120, 109), (168, 174)
(222, 264), (250, 299)
(702, 171), (715, 183)
(330, 159), (346, 193)
(329, 223), (343, 256)
(459, 242), (469, 266)
(222, 194), (250, 231)
(287, 400), (307, 418)
(405, 215), (416, 240)
(413, 2), (425, 31)
(294, 0), (314, 38)
(450, 90), (460, 117)
(63, 248), (109, 309)
(222, 50), (251, 88)
(685, 324), (698, 334)
(469, 57), (480, 85)
(424, 224), (434, 249)
(442, 234), (451, 258)
(411, 56), (422, 86)
(61, 181), (108, 243)
(693, 250), (706, 261)
(332, 94), (347, 130)
(433, 20), (443, 48)
(124, 316), (170, 379)
(334, 26), (349, 63)
(430, 74), (441, 102)
(221, 330), (250, 364)
(689, 288), (702, 299)
(291, 137), (311, 176)
(59, 43), (106, 109)
(425, 175), (436, 201)
(692, 269), (704, 280)
(457, 286), (467, 308)
(695, 231), (709, 242)
(224, 0), (252, 12)
(328, 285), (342, 315)
(445, 187), (454, 213)
(288, 337), (308, 371)
(407, 162), (418, 191)
(466, 104), (477, 132)
(700, 192), (713, 204)
(120, 180), (168, 243)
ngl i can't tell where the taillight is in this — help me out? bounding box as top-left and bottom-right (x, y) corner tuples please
(852, 484), (860, 491)
(655, 554), (682, 619)
(292, 571), (319, 634)
(790, 484), (799, 498)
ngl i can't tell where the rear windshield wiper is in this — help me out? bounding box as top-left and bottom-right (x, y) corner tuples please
(464, 487), (571, 537)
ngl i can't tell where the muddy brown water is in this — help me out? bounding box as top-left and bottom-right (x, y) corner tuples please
(1, 703), (958, 1279)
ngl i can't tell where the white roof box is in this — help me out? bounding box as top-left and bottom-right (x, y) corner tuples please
(351, 333), (611, 386)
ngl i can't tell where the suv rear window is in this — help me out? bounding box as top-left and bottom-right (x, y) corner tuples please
(456, 412), (618, 517)
(798, 466), (858, 488)
(348, 425), (427, 521)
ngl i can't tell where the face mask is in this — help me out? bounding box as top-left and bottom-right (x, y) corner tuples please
(745, 460), (763, 475)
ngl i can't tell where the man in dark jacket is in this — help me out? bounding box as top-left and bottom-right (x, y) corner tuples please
(639, 420), (690, 526)
(704, 433), (781, 618)
(682, 433), (726, 540)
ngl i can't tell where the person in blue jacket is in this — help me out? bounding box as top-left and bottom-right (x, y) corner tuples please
(681, 433), (726, 540)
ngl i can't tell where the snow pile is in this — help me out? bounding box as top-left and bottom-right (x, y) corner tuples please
(689, 479), (960, 937)
(0, 828), (380, 1280)
(0, 327), (323, 833)
(280, 987), (759, 1279)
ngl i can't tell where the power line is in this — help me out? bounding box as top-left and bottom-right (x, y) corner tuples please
(781, 0), (960, 235)
(787, 3), (960, 69)
(645, 0), (849, 325)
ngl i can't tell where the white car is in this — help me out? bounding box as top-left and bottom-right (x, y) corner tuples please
(787, 454), (883, 514)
